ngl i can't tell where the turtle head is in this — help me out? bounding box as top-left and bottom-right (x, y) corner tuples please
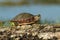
(34, 14), (41, 21)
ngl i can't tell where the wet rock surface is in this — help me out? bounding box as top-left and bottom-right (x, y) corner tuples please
(0, 24), (58, 40)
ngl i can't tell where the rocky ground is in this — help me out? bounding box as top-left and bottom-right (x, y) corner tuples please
(0, 24), (59, 40)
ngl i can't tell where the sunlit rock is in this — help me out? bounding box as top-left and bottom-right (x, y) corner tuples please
(10, 34), (16, 38)
(32, 31), (38, 36)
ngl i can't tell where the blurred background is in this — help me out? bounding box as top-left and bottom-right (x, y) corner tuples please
(0, 0), (60, 26)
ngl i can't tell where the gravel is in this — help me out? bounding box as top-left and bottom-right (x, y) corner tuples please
(0, 24), (58, 40)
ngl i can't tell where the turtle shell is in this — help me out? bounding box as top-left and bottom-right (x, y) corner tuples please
(11, 13), (35, 23)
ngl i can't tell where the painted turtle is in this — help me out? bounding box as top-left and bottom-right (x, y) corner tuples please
(11, 13), (40, 26)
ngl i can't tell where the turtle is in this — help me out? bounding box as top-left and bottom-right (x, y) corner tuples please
(11, 13), (41, 26)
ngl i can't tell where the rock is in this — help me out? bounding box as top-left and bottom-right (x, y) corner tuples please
(16, 26), (21, 29)
(10, 34), (16, 38)
(19, 33), (23, 37)
(32, 31), (38, 36)
(26, 32), (30, 35)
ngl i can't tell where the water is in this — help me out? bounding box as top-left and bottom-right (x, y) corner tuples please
(0, 5), (60, 21)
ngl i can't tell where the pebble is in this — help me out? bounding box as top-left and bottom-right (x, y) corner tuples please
(10, 34), (16, 38)
(32, 31), (38, 36)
